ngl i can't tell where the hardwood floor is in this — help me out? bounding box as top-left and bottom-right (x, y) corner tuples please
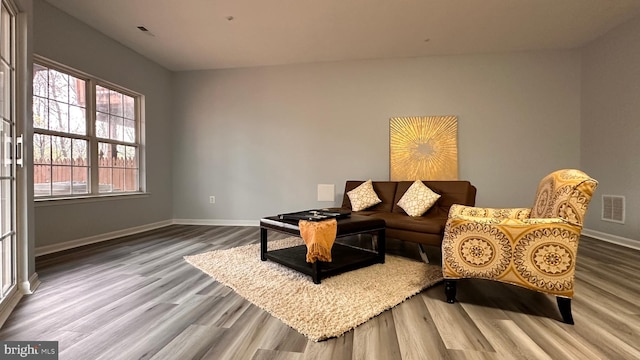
(1, 225), (639, 359)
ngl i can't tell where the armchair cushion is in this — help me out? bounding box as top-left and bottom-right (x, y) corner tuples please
(450, 214), (567, 226)
(449, 204), (531, 220)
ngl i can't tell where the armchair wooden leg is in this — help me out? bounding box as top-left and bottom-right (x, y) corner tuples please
(557, 297), (574, 325)
(444, 279), (457, 304)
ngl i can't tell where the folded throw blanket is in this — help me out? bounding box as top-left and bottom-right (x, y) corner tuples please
(299, 219), (338, 263)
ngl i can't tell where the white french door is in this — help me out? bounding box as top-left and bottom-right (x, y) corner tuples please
(0, 0), (16, 304)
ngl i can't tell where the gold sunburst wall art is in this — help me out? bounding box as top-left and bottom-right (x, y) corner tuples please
(389, 116), (458, 181)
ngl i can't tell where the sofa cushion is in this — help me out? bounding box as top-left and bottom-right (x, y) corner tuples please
(347, 180), (382, 211)
(369, 212), (447, 234)
(397, 180), (441, 216)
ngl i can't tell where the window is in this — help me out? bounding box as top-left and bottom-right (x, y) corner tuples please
(33, 58), (143, 198)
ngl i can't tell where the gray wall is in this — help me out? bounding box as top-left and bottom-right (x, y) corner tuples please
(581, 15), (640, 242)
(32, 0), (637, 248)
(172, 51), (582, 223)
(32, 1), (173, 247)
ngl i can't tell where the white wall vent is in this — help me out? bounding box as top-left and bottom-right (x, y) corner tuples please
(602, 195), (625, 224)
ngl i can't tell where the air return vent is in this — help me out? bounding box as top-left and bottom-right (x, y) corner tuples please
(602, 195), (625, 223)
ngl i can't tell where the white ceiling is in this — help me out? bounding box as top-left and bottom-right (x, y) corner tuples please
(44, 0), (640, 71)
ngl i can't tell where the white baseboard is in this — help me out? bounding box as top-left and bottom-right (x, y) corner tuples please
(20, 272), (41, 295)
(35, 220), (174, 257)
(35, 219), (257, 256)
(582, 228), (640, 251)
(0, 288), (23, 328)
(172, 219), (259, 227)
(0, 273), (41, 328)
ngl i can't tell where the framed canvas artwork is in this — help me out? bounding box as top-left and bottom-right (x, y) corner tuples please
(389, 116), (458, 181)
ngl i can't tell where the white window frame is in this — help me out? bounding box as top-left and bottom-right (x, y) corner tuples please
(33, 55), (146, 200)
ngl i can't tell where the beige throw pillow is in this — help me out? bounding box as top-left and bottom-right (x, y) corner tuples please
(397, 180), (441, 217)
(347, 180), (382, 211)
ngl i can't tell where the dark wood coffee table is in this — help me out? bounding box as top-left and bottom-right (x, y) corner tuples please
(260, 214), (386, 284)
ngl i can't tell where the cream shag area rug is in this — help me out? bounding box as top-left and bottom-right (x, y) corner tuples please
(184, 237), (443, 341)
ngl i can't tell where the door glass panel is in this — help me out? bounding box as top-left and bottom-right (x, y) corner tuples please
(1, 120), (8, 178)
(0, 0), (16, 301)
(0, 62), (9, 118)
(1, 179), (9, 236)
(0, 5), (8, 61)
(2, 237), (11, 294)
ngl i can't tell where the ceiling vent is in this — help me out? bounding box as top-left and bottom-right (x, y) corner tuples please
(602, 195), (625, 223)
(136, 25), (155, 37)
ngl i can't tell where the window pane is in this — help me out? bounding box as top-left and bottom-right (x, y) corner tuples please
(109, 90), (123, 116)
(99, 167), (112, 192)
(71, 139), (88, 195)
(33, 64), (48, 97)
(69, 78), (85, 107)
(69, 105), (86, 135)
(98, 142), (138, 193)
(34, 165), (51, 197)
(123, 95), (134, 119)
(110, 115), (123, 141)
(124, 119), (135, 143)
(125, 146), (137, 167)
(96, 85), (109, 113)
(48, 100), (69, 132)
(72, 138), (87, 165)
(48, 136), (73, 196)
(98, 142), (113, 166)
(125, 169), (138, 192)
(48, 69), (69, 103)
(112, 168), (125, 192)
(51, 166), (71, 196)
(33, 133), (51, 165)
(33, 96), (48, 130)
(51, 136), (71, 163)
(96, 112), (108, 138)
(72, 166), (88, 194)
(116, 144), (125, 161)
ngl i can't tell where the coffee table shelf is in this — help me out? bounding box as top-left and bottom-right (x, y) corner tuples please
(265, 243), (381, 284)
(260, 214), (385, 284)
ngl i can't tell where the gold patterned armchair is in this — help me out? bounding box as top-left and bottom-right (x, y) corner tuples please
(441, 169), (598, 324)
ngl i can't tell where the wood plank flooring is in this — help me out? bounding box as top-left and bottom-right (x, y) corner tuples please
(1, 225), (639, 359)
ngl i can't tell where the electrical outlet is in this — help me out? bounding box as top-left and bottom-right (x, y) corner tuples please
(209, 196), (215, 204)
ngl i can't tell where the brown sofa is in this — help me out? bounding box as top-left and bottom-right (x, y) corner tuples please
(339, 180), (477, 247)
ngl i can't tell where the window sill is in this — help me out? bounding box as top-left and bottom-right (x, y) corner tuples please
(34, 192), (151, 207)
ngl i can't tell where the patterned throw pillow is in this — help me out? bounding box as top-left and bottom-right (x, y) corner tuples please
(397, 180), (441, 217)
(347, 180), (382, 211)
